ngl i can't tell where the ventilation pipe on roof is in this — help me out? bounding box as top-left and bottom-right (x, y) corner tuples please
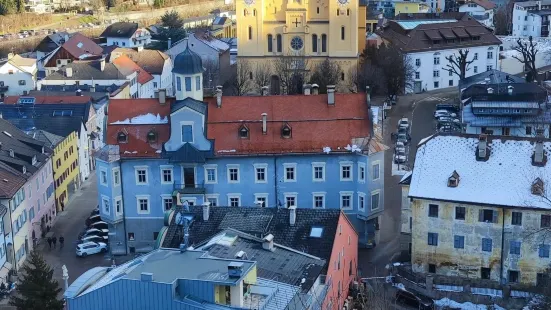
(100, 58), (106, 72)
(90, 85), (95, 93)
(303, 84), (311, 95)
(533, 128), (546, 166)
(327, 85), (336, 106)
(508, 85), (514, 95)
(311, 84), (319, 95)
(487, 87), (494, 94)
(261, 113), (267, 135)
(262, 234), (274, 251)
(289, 205), (297, 226)
(216, 85), (223, 108)
(261, 86), (269, 96)
(168, 37), (172, 50)
(202, 201), (210, 221)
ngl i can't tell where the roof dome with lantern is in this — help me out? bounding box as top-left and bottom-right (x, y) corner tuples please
(172, 44), (203, 75)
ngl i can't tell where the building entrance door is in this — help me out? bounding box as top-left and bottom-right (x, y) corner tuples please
(183, 168), (195, 187)
(414, 81), (422, 93)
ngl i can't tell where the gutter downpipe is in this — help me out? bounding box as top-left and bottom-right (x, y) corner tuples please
(499, 207), (506, 284)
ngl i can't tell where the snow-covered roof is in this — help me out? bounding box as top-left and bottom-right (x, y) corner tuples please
(110, 113), (168, 125)
(409, 134), (551, 209)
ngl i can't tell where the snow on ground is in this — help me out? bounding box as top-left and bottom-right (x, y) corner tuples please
(499, 36), (551, 58)
(435, 298), (506, 310)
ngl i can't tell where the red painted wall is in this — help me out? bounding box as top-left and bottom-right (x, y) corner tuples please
(323, 213), (359, 309)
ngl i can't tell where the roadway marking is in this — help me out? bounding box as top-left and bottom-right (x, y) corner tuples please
(416, 96), (451, 103)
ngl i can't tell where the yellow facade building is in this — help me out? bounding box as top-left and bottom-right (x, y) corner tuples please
(394, 1), (430, 16)
(237, 0), (360, 92)
(48, 131), (80, 211)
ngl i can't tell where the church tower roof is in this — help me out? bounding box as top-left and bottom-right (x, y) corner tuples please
(172, 45), (203, 75)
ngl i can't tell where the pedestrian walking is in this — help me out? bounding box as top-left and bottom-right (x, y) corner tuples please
(52, 236), (57, 249)
(61, 202), (65, 212)
(47, 237), (52, 250)
(59, 236), (64, 249)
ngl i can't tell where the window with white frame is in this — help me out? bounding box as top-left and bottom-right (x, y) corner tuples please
(228, 194), (241, 207)
(204, 165), (218, 184)
(358, 163), (366, 182)
(100, 168), (108, 186)
(102, 196), (110, 214)
(227, 165), (240, 183)
(371, 191), (380, 210)
(162, 195), (173, 211)
(161, 166), (173, 184)
(115, 196), (123, 215)
(312, 162), (325, 182)
(254, 193), (268, 207)
(137, 196), (150, 214)
(358, 193), (366, 211)
(312, 192), (326, 209)
(340, 192), (353, 210)
(135, 167), (148, 185)
(205, 194), (219, 207)
(113, 168), (120, 186)
(372, 162), (380, 180)
(285, 193), (297, 208)
(254, 164), (268, 183)
(340, 162), (353, 181)
(284, 163), (297, 182)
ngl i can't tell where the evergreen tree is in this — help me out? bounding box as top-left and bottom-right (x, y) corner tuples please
(161, 10), (184, 29)
(9, 251), (64, 310)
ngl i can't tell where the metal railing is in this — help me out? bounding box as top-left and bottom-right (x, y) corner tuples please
(173, 182), (206, 194)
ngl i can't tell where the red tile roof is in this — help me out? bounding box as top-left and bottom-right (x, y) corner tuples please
(3, 96), (92, 104)
(107, 99), (172, 158)
(112, 55), (154, 85)
(62, 33), (103, 59)
(205, 93), (371, 155)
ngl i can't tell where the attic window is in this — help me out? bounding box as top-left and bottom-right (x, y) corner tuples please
(281, 124), (292, 139)
(239, 124), (249, 139)
(310, 226), (323, 238)
(448, 170), (460, 187)
(117, 132), (128, 143)
(532, 178), (544, 196)
(147, 131), (157, 143)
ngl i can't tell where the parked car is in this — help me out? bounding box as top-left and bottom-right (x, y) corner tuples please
(395, 141), (406, 151)
(437, 116), (460, 124)
(397, 118), (409, 130)
(89, 221), (108, 230)
(397, 133), (409, 145)
(394, 149), (407, 164)
(434, 110), (452, 119)
(79, 235), (108, 244)
(90, 207), (100, 216)
(85, 214), (101, 226)
(79, 228), (109, 239)
(76, 241), (107, 257)
(395, 290), (434, 310)
(436, 103), (460, 113)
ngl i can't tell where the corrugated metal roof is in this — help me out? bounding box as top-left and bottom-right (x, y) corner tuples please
(472, 101), (540, 109)
(396, 19), (457, 30)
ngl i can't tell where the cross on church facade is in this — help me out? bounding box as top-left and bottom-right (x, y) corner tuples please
(293, 18), (301, 27)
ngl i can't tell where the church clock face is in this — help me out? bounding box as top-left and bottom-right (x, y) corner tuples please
(244, 0), (255, 6)
(337, 0), (349, 6)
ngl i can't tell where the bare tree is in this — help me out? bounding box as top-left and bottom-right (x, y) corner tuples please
(309, 58), (342, 94)
(346, 63), (360, 93)
(273, 52), (310, 95)
(353, 279), (398, 310)
(253, 62), (272, 90)
(444, 49), (474, 80)
(225, 60), (253, 96)
(202, 58), (219, 92)
(513, 36), (539, 83)
(494, 7), (509, 36)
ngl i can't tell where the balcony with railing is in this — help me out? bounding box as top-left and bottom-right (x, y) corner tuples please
(173, 182), (205, 195)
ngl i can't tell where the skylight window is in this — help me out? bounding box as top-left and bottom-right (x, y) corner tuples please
(310, 227), (323, 238)
(3, 131), (12, 137)
(77, 42), (83, 48)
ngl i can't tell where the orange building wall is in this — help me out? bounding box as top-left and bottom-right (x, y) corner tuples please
(323, 213), (359, 309)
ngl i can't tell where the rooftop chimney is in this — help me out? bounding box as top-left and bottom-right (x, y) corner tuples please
(476, 134), (489, 161)
(289, 205), (297, 226)
(158, 89), (166, 105)
(487, 87), (494, 94)
(100, 58), (106, 72)
(90, 85), (96, 93)
(261, 113), (267, 134)
(327, 85), (335, 105)
(140, 272), (153, 282)
(137, 45), (144, 52)
(262, 234), (274, 251)
(168, 37), (172, 50)
(303, 84), (311, 95)
(75, 89), (82, 96)
(508, 85), (514, 95)
(261, 86), (269, 96)
(366, 86), (371, 107)
(533, 128), (546, 166)
(311, 84), (319, 95)
(216, 85), (223, 108)
(202, 202), (210, 221)
(65, 67), (73, 78)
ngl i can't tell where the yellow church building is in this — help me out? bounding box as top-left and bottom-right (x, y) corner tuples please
(237, 0), (361, 93)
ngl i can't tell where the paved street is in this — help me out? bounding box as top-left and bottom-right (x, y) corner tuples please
(358, 88), (457, 278)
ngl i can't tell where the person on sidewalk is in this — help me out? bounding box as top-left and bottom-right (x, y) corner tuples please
(61, 202), (65, 212)
(52, 236), (57, 249)
(59, 236), (64, 249)
(47, 237), (52, 250)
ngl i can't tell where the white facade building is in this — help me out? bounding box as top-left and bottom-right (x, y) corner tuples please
(0, 54), (37, 97)
(78, 122), (90, 182)
(513, 1), (551, 37)
(458, 0), (496, 28)
(101, 22), (151, 48)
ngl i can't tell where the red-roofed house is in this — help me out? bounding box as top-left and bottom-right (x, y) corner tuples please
(112, 55), (155, 99)
(42, 33), (103, 77)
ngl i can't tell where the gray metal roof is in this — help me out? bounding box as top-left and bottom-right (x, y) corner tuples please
(172, 46), (203, 75)
(471, 101), (540, 109)
(463, 103), (551, 127)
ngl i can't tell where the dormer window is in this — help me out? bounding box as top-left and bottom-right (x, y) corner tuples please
(532, 178), (544, 196)
(448, 170), (460, 187)
(147, 131), (157, 143)
(281, 123), (292, 139)
(117, 132), (128, 143)
(9, 149), (14, 157)
(22, 166), (26, 174)
(31, 155), (37, 166)
(239, 124), (249, 139)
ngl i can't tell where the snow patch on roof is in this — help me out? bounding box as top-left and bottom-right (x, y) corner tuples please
(323, 146), (332, 154)
(435, 298), (506, 310)
(111, 113), (168, 125)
